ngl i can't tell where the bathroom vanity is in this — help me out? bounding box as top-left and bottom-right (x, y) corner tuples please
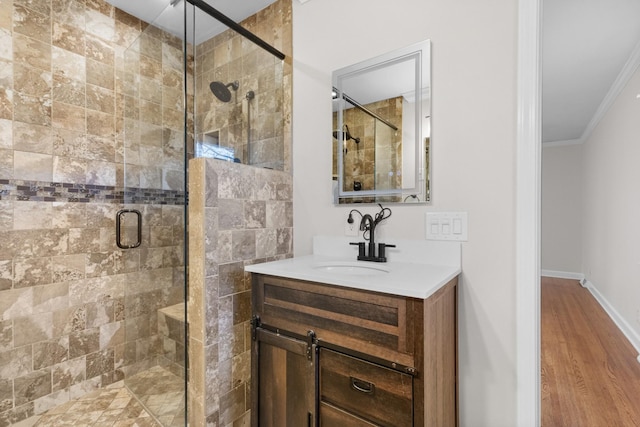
(245, 237), (460, 427)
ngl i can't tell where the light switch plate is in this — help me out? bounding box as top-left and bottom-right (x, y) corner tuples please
(426, 212), (468, 241)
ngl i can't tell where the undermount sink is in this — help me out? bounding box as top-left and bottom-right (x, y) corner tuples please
(313, 261), (390, 276)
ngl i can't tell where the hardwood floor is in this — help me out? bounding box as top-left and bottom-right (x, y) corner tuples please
(541, 277), (640, 426)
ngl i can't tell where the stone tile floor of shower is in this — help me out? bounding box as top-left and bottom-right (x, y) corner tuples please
(19, 366), (185, 427)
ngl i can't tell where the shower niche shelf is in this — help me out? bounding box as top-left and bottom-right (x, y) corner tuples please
(195, 130), (238, 162)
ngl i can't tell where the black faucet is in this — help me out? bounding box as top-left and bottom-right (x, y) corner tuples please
(349, 206), (395, 262)
(360, 214), (377, 260)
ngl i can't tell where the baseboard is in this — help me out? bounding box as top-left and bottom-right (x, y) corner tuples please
(540, 270), (584, 280)
(583, 280), (640, 362)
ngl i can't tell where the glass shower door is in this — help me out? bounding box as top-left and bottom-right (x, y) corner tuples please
(120, 4), (188, 426)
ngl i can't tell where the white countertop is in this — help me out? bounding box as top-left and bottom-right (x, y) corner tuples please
(245, 236), (461, 299)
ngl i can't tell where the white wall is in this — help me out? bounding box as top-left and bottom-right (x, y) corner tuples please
(582, 64), (640, 348)
(292, 1), (519, 425)
(541, 144), (583, 275)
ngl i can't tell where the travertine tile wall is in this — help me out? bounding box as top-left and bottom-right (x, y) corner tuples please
(0, 1), (186, 425)
(194, 0), (292, 172)
(333, 96), (403, 193)
(187, 1), (293, 424)
(188, 158), (293, 426)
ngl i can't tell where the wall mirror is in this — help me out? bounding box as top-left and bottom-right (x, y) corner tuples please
(332, 40), (431, 204)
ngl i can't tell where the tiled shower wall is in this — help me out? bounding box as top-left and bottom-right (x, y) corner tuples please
(188, 158), (293, 426)
(0, 1), (185, 425)
(188, 0), (293, 423)
(195, 0), (292, 172)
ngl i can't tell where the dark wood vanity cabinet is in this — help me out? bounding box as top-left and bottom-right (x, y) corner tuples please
(250, 274), (458, 427)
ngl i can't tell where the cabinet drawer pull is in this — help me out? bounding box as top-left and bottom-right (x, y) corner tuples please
(350, 377), (375, 394)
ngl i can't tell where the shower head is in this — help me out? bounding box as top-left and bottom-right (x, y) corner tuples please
(209, 80), (239, 102)
(332, 124), (360, 144)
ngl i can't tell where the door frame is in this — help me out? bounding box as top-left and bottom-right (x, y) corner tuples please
(516, 0), (542, 425)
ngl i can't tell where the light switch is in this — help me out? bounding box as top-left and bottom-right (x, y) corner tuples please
(430, 221), (439, 235)
(426, 212), (468, 241)
(441, 220), (451, 235)
(453, 218), (462, 234)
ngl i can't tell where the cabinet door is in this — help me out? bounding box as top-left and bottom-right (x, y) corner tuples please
(252, 328), (316, 427)
(319, 348), (413, 427)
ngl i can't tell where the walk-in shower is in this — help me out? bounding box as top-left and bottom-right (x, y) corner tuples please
(0, 0), (290, 425)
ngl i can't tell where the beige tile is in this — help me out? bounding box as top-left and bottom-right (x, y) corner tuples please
(140, 54), (161, 81)
(85, 0), (114, 16)
(162, 67), (182, 91)
(14, 313), (54, 347)
(52, 21), (85, 56)
(52, 75), (85, 107)
(0, 29), (11, 62)
(0, 117), (13, 148)
(139, 76), (162, 104)
(13, 33), (50, 73)
(52, 156), (87, 183)
(13, 63), (51, 98)
(13, 256), (52, 288)
(86, 58), (114, 90)
(86, 84), (114, 114)
(0, 259), (12, 291)
(0, 1), (12, 31)
(52, 101), (85, 132)
(52, 45), (86, 82)
(114, 7), (139, 30)
(68, 327), (99, 358)
(13, 150), (53, 181)
(139, 100), (162, 126)
(51, 357), (85, 393)
(32, 282), (69, 315)
(14, 368), (52, 406)
(84, 7), (115, 43)
(13, 4), (51, 44)
(255, 228), (277, 258)
(0, 86), (12, 121)
(32, 337), (69, 370)
(51, 254), (85, 283)
(31, 229), (69, 258)
(99, 321), (123, 350)
(86, 110), (115, 139)
(13, 91), (51, 127)
(162, 43), (182, 72)
(69, 275), (123, 307)
(0, 342), (32, 380)
(13, 120), (53, 154)
(14, 0), (50, 16)
(52, 127), (86, 158)
(52, 0), (85, 28)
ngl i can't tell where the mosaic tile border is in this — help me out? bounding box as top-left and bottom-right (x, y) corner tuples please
(0, 179), (186, 205)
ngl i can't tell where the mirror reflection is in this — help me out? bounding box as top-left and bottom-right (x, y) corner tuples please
(332, 40), (431, 204)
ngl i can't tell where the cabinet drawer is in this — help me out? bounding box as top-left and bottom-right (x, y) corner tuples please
(253, 274), (420, 368)
(319, 348), (413, 427)
(320, 402), (378, 426)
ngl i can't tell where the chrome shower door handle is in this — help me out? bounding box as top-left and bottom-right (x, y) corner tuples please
(116, 209), (142, 249)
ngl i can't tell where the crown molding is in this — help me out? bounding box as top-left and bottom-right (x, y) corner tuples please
(580, 38), (640, 143)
